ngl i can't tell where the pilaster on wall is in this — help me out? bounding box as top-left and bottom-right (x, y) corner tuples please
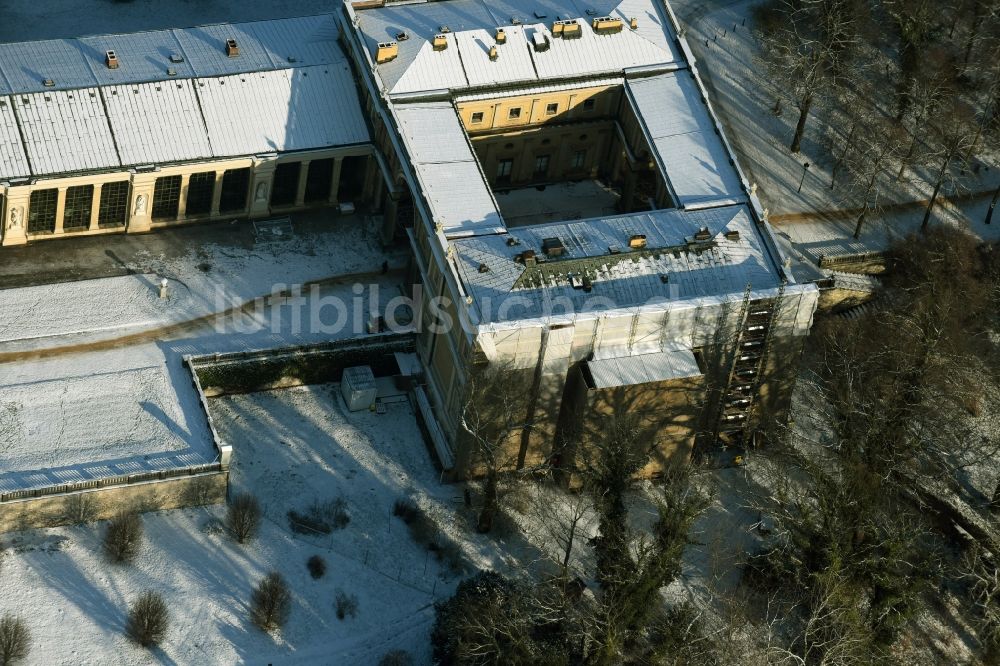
(53, 187), (67, 235)
(88, 184), (103, 231)
(127, 171), (158, 234)
(249, 155), (277, 220)
(329, 157), (343, 205)
(1, 187), (30, 246)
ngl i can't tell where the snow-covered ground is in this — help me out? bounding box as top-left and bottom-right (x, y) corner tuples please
(0, 382), (585, 664)
(670, 0), (1000, 253)
(0, 215), (397, 356)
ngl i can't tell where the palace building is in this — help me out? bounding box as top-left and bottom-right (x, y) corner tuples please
(0, 0), (819, 479)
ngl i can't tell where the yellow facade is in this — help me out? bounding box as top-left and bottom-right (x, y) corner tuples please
(1, 146), (374, 247)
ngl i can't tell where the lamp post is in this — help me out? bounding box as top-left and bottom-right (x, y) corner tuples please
(797, 162), (811, 194)
(986, 180), (1000, 226)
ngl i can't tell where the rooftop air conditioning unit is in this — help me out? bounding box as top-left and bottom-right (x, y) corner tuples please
(105, 50), (119, 69)
(433, 34), (448, 51)
(169, 53), (184, 63)
(376, 41), (399, 63)
(225, 38), (240, 57)
(341, 366), (377, 412)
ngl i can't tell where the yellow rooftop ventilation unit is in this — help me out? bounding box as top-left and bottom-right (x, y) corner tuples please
(630, 17), (638, 30)
(433, 33), (449, 51)
(495, 27), (507, 44)
(592, 16), (623, 34)
(375, 41), (399, 64)
(553, 19), (582, 39)
(489, 45), (499, 60)
(628, 234), (647, 249)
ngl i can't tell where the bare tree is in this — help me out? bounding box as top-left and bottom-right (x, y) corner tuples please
(963, 548), (1000, 660)
(756, 0), (863, 152)
(226, 492), (261, 544)
(0, 615), (29, 666)
(103, 509), (143, 564)
(531, 482), (594, 578)
(459, 362), (534, 533)
(126, 591), (169, 648)
(250, 571), (292, 632)
(841, 114), (908, 237)
(920, 98), (981, 230)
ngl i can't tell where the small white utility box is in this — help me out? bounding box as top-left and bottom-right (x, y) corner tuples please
(338, 201), (356, 215)
(341, 365), (377, 412)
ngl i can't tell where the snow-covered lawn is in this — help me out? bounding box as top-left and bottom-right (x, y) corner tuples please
(0, 384), (452, 664)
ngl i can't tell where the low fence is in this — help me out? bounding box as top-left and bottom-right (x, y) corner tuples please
(0, 463), (221, 503)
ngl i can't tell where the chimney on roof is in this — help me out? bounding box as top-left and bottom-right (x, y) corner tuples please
(489, 45), (499, 60)
(495, 28), (506, 44)
(375, 41), (399, 64)
(105, 50), (119, 70)
(433, 34), (448, 51)
(592, 17), (624, 34)
(630, 17), (638, 30)
(225, 38), (240, 58)
(694, 227), (712, 241)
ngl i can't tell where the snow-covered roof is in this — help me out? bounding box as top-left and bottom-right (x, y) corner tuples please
(196, 65), (369, 158)
(0, 17), (370, 178)
(0, 15), (346, 94)
(103, 80), (212, 166)
(13, 89), (119, 176)
(626, 72), (745, 209)
(0, 100), (30, 178)
(586, 348), (702, 388)
(452, 204), (781, 322)
(394, 102), (503, 238)
(354, 0), (681, 96)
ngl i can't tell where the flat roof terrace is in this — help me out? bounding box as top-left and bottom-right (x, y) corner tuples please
(0, 349), (216, 493)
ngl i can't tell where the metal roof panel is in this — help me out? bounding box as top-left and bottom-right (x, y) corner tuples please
(103, 79), (212, 166)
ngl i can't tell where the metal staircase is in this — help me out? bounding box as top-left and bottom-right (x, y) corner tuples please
(711, 282), (785, 449)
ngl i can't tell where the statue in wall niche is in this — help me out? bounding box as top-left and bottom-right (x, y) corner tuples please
(255, 182), (269, 203)
(135, 194), (147, 216)
(9, 207), (21, 229)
